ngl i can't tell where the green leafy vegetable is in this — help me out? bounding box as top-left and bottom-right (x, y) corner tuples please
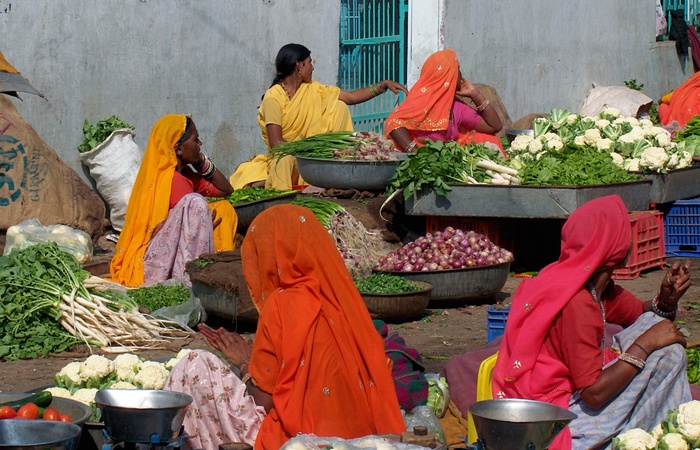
(77, 115), (134, 153)
(354, 273), (422, 294)
(291, 196), (346, 227)
(212, 187), (296, 205)
(128, 283), (191, 312)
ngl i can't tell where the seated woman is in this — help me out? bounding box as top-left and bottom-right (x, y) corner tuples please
(110, 114), (237, 287)
(165, 204), (406, 449)
(492, 194), (692, 450)
(384, 49), (503, 154)
(658, 70), (700, 127)
(230, 43), (407, 190)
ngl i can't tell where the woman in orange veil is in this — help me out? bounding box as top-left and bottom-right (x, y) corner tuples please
(384, 49), (503, 154)
(196, 204), (406, 449)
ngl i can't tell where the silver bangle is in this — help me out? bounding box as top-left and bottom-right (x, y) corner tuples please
(618, 352), (646, 371)
(404, 141), (417, 153)
(651, 295), (675, 318)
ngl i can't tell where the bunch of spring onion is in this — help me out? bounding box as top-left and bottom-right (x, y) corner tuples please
(0, 242), (191, 354)
(292, 196), (394, 279)
(375, 227), (513, 273)
(269, 131), (399, 161)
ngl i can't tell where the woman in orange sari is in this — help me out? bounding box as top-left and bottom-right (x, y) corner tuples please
(193, 204), (406, 449)
(658, 70), (700, 127)
(384, 49), (503, 155)
(110, 114), (237, 287)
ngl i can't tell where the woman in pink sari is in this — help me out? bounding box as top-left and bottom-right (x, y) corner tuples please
(493, 195), (693, 449)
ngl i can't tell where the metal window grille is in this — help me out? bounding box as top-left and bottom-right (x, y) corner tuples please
(663, 0), (700, 28)
(338, 0), (408, 133)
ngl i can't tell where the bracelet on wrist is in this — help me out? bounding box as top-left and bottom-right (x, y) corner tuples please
(651, 294), (675, 318)
(404, 140), (417, 153)
(476, 99), (491, 112)
(630, 342), (650, 358)
(618, 352), (646, 371)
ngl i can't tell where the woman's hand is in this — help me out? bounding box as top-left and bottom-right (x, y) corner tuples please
(380, 80), (408, 95)
(657, 261), (692, 311)
(455, 77), (480, 100)
(637, 319), (687, 352)
(198, 324), (253, 369)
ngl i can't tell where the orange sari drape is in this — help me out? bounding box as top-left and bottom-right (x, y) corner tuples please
(658, 70), (700, 127)
(242, 205), (405, 450)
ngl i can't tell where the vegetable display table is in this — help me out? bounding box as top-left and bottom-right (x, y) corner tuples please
(641, 165), (700, 204)
(404, 180), (652, 219)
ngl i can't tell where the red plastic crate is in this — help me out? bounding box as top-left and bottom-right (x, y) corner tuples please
(612, 210), (666, 280)
(425, 216), (514, 252)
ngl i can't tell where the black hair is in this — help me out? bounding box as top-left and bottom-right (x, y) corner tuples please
(176, 116), (194, 148)
(270, 43), (311, 87)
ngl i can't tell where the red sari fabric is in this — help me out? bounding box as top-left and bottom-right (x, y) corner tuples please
(242, 205), (405, 450)
(492, 195), (631, 449)
(658, 69), (700, 127)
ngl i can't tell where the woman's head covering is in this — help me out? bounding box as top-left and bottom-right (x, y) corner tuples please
(493, 194), (631, 392)
(110, 114), (187, 287)
(242, 204), (405, 447)
(384, 49), (460, 136)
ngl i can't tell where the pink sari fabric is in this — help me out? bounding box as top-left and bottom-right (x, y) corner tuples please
(164, 350), (266, 449)
(143, 193), (213, 286)
(492, 195), (631, 449)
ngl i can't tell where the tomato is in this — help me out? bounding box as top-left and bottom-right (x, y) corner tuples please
(42, 407), (61, 421)
(0, 406), (16, 419)
(59, 414), (72, 423)
(16, 403), (39, 420)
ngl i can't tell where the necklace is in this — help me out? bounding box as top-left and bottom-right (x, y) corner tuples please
(279, 82), (293, 99)
(586, 281), (607, 365)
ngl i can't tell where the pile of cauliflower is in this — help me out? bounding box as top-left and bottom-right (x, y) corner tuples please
(612, 400), (700, 449)
(507, 108), (693, 173)
(47, 350), (191, 419)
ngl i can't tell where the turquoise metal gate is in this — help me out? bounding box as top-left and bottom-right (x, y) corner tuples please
(338, 0), (408, 133)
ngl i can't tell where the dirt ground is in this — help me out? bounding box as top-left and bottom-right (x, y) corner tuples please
(1, 195), (699, 393)
(1, 257), (699, 393)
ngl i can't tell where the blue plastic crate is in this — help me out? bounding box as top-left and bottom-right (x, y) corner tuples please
(664, 197), (700, 257)
(487, 305), (510, 343)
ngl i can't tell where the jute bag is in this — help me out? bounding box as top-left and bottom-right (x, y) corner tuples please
(0, 94), (105, 239)
(80, 129), (142, 231)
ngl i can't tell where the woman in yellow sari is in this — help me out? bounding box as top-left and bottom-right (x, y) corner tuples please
(110, 114), (238, 287)
(230, 43), (407, 190)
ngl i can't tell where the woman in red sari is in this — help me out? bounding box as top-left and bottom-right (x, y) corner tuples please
(384, 49), (503, 154)
(492, 195), (692, 449)
(197, 204), (406, 449)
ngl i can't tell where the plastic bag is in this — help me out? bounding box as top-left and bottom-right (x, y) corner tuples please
(403, 405), (446, 444)
(4, 218), (93, 263)
(579, 84), (653, 118)
(280, 434), (428, 449)
(425, 373), (450, 418)
(139, 279), (207, 331)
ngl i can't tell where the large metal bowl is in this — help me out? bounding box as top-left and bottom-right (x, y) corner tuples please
(0, 393), (91, 426)
(359, 280), (433, 323)
(233, 191), (298, 230)
(0, 419), (82, 449)
(380, 260), (511, 304)
(468, 399), (577, 450)
(296, 153), (406, 190)
(95, 389), (192, 444)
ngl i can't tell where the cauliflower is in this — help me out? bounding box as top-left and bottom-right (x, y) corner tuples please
(133, 361), (170, 389)
(113, 353), (142, 381)
(610, 152), (625, 168)
(624, 158), (641, 172)
(510, 134), (533, 152)
(651, 423), (664, 440)
(596, 138), (613, 151)
(639, 147), (670, 171)
(611, 428), (656, 449)
(657, 432), (689, 450)
(677, 400), (700, 441)
(72, 388), (99, 406)
(44, 387), (72, 399)
(601, 107), (621, 118)
(574, 135), (586, 147)
(54, 361), (82, 389)
(165, 349), (193, 369)
(677, 151), (693, 169)
(109, 381), (138, 390)
(595, 119), (611, 129)
(566, 114), (579, 125)
(79, 355), (115, 388)
(527, 138), (543, 154)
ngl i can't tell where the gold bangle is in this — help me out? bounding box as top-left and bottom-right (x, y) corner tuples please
(618, 352), (646, 371)
(241, 372), (252, 385)
(476, 99), (491, 112)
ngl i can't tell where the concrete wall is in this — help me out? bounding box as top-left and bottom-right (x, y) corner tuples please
(440, 0), (692, 123)
(1, 0), (341, 180)
(2, 0), (693, 181)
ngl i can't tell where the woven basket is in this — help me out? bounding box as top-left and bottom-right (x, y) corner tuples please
(360, 280), (433, 323)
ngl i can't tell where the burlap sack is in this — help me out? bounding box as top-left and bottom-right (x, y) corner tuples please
(0, 94), (105, 238)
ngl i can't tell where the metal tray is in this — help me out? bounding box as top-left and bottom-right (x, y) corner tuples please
(233, 191), (298, 230)
(296, 154), (405, 191)
(404, 180), (652, 218)
(640, 165), (700, 204)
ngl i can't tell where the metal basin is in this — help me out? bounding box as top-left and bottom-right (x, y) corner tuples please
(233, 191), (298, 230)
(380, 260), (511, 304)
(468, 399), (577, 450)
(95, 389), (192, 444)
(296, 153), (406, 190)
(359, 280), (433, 323)
(0, 394), (91, 426)
(0, 419), (82, 449)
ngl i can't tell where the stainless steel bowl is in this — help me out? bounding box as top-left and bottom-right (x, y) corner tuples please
(468, 399), (577, 450)
(0, 419), (82, 449)
(505, 129), (534, 144)
(296, 153), (406, 190)
(380, 260), (511, 304)
(95, 389), (192, 444)
(234, 191), (298, 230)
(0, 394), (91, 426)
